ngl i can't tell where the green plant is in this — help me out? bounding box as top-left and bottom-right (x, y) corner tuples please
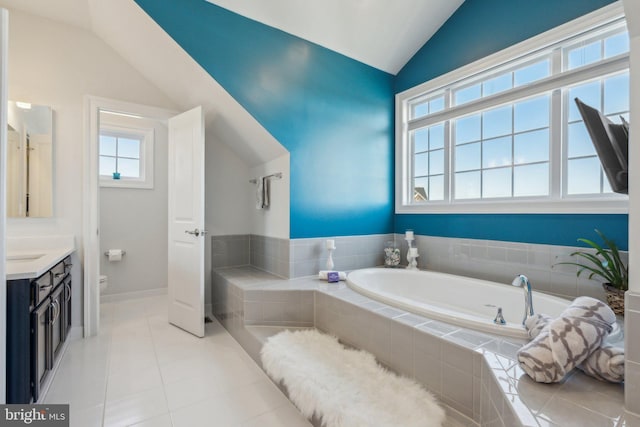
(555, 229), (628, 291)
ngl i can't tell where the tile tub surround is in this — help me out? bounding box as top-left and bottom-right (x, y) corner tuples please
(289, 234), (394, 278)
(251, 234), (290, 278)
(212, 233), (395, 279)
(398, 234), (629, 302)
(212, 266), (628, 427)
(211, 234), (251, 269)
(626, 291), (640, 421)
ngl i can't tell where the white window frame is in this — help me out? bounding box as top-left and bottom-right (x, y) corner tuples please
(395, 2), (628, 214)
(99, 124), (154, 189)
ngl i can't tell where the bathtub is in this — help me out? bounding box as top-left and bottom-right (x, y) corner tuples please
(347, 268), (609, 339)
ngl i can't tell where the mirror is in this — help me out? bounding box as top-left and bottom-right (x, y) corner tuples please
(7, 101), (53, 218)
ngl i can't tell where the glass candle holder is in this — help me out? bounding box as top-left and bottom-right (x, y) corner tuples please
(384, 241), (400, 267)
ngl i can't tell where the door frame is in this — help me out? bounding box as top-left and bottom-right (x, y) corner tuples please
(0, 7), (8, 403)
(83, 96), (176, 336)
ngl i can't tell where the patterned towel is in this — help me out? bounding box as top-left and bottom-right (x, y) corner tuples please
(525, 312), (624, 383)
(517, 297), (616, 383)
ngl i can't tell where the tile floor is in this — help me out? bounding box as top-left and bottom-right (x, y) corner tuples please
(43, 294), (312, 427)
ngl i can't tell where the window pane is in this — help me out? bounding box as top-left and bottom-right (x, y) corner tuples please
(99, 156), (116, 176)
(412, 102), (428, 119)
(567, 40), (602, 70)
(483, 73), (512, 96)
(514, 129), (549, 164)
(455, 171), (480, 199)
(604, 73), (629, 115)
(483, 167), (512, 198)
(514, 163), (549, 196)
(567, 157), (601, 194)
(483, 105), (512, 139)
(514, 95), (549, 132)
(455, 84), (481, 105)
(430, 149), (445, 176)
(604, 32), (629, 58)
(414, 152), (429, 176)
(455, 142), (481, 172)
(118, 137), (141, 159)
(99, 134), (116, 156)
(429, 175), (444, 201)
(413, 129), (428, 153)
(429, 124), (445, 150)
(567, 121), (596, 158)
(483, 136), (512, 168)
(514, 59), (550, 86)
(430, 97), (445, 113)
(568, 81), (601, 122)
(455, 114), (481, 144)
(414, 177), (428, 201)
(119, 158), (140, 178)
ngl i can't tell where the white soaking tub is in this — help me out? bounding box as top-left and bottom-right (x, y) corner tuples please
(347, 268), (587, 339)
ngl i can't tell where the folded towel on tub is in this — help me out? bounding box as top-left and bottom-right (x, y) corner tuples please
(525, 312), (624, 383)
(517, 296), (616, 383)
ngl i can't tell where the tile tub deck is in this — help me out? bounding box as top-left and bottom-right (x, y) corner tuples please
(212, 266), (627, 427)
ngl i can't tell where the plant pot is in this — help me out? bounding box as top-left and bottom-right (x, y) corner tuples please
(603, 284), (625, 315)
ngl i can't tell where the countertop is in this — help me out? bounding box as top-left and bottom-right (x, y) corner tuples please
(6, 235), (75, 280)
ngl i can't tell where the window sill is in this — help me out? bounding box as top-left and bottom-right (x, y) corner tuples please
(395, 197), (628, 214)
(100, 177), (153, 190)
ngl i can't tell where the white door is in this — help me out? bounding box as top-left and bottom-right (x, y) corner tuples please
(168, 106), (205, 337)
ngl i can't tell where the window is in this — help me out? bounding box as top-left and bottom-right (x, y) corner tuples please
(397, 5), (628, 213)
(99, 125), (154, 189)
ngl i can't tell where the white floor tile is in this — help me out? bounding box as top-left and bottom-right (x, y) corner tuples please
(239, 403), (312, 427)
(129, 413), (173, 427)
(69, 404), (104, 427)
(107, 365), (164, 402)
(103, 387), (168, 427)
(41, 294), (306, 427)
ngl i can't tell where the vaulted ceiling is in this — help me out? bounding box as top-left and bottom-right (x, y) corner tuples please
(0, 0), (463, 164)
(0, 0), (462, 75)
(205, 0), (463, 74)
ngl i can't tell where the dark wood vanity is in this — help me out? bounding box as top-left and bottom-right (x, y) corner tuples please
(7, 255), (73, 403)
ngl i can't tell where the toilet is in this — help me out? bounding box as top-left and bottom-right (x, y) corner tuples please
(99, 275), (108, 294)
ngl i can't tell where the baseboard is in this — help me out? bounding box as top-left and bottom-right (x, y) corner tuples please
(100, 287), (167, 303)
(68, 326), (83, 341)
(205, 303), (213, 319)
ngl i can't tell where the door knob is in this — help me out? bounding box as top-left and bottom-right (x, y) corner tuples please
(185, 228), (208, 237)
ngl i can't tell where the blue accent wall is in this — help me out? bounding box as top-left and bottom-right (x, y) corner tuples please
(395, 0), (618, 93)
(136, 0), (628, 249)
(394, 0), (628, 250)
(134, 0), (395, 238)
(395, 214), (628, 250)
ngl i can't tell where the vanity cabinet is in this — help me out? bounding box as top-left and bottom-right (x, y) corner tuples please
(6, 256), (72, 403)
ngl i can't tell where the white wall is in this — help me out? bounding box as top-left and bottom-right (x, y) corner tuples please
(623, 0), (639, 295)
(99, 113), (168, 296)
(4, 9), (177, 326)
(250, 154), (290, 239)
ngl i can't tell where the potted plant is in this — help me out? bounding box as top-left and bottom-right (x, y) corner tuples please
(556, 229), (628, 315)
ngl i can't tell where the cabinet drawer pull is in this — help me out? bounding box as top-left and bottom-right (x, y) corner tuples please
(39, 284), (52, 291)
(54, 273), (65, 279)
(65, 283), (72, 302)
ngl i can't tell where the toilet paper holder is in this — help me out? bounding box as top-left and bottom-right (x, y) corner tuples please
(103, 250), (126, 256)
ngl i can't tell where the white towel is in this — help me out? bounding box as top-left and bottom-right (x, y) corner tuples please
(318, 270), (347, 281)
(262, 176), (270, 209)
(525, 311), (624, 383)
(517, 296), (615, 383)
(255, 178), (264, 209)
(578, 345), (624, 383)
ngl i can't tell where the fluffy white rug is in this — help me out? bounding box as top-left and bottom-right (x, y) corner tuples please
(261, 329), (445, 427)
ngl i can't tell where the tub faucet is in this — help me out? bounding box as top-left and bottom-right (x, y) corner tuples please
(512, 274), (534, 325)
